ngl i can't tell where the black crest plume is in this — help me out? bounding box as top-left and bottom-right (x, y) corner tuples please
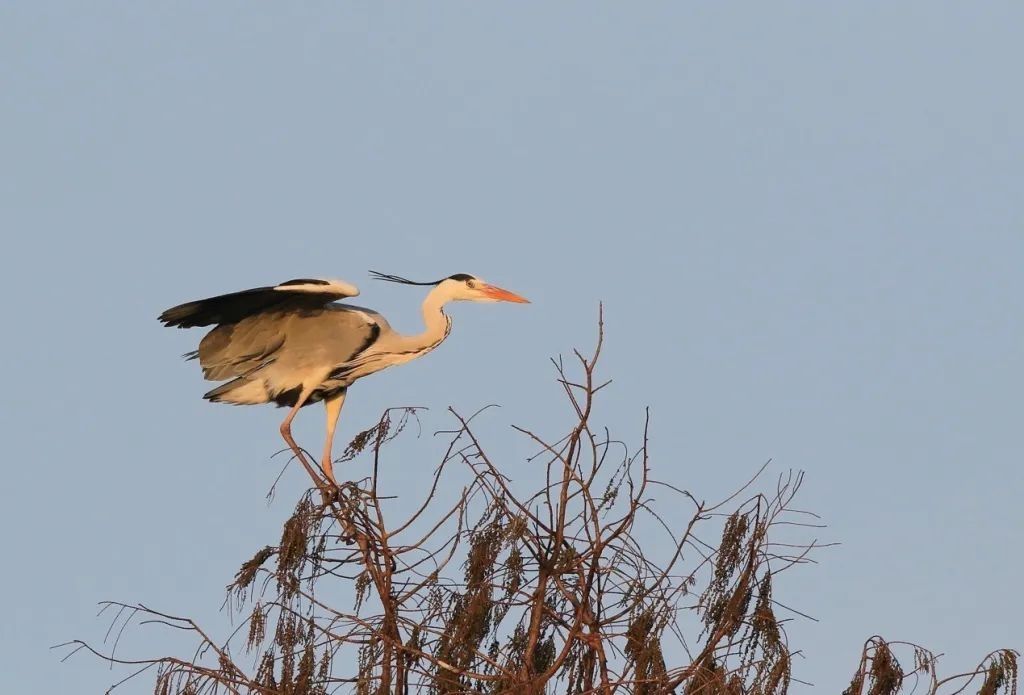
(368, 270), (442, 287)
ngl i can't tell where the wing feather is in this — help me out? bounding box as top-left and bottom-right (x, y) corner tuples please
(158, 278), (359, 328)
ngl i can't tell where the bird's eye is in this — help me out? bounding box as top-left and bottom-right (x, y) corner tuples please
(466, 279), (477, 289)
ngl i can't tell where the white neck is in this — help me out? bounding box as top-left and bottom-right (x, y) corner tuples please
(392, 284), (453, 354)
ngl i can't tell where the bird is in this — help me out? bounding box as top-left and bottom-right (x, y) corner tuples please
(159, 271), (529, 488)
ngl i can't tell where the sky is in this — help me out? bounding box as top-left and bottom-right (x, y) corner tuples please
(1, 3), (1021, 692)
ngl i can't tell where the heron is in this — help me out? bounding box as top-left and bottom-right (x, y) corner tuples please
(159, 271), (529, 488)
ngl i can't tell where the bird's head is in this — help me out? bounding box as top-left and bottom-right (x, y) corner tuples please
(440, 273), (530, 303)
(370, 271), (529, 304)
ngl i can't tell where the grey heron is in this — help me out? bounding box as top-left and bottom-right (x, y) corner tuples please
(159, 271), (528, 488)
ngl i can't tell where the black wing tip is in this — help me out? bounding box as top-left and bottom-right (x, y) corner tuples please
(158, 304), (194, 328)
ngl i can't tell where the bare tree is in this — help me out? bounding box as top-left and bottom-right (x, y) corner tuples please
(61, 313), (1018, 694)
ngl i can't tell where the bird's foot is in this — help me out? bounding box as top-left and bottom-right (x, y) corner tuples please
(316, 482), (340, 506)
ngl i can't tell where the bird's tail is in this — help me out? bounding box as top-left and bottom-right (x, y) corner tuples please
(203, 377), (270, 405)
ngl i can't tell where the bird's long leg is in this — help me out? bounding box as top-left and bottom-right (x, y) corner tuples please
(321, 389), (347, 487)
(279, 386), (330, 491)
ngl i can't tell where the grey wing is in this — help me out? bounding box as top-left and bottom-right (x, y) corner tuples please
(200, 306), (385, 407)
(292, 306), (385, 378)
(267, 308), (385, 406)
(197, 315), (287, 382)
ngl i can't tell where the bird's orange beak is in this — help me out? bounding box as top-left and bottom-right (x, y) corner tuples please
(481, 283), (530, 303)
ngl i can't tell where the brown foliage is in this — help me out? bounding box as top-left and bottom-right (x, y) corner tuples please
(61, 313), (1019, 694)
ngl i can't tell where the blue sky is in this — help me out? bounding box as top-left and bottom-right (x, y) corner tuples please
(1, 3), (1021, 692)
